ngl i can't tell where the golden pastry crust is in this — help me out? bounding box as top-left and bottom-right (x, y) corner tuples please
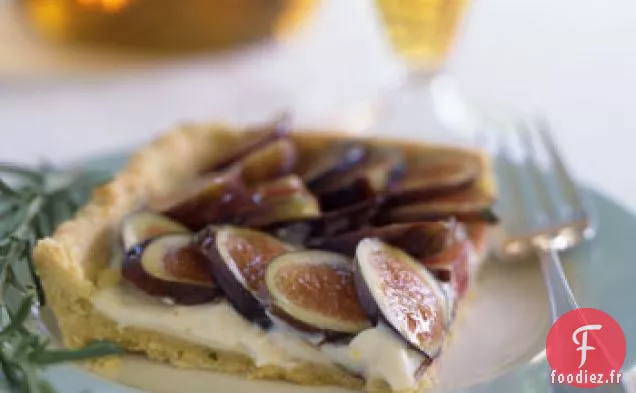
(33, 123), (493, 393)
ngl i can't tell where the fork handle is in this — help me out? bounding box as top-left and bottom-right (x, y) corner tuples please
(538, 248), (579, 323)
(539, 250), (628, 393)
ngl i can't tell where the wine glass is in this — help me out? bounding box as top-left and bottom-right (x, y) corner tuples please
(364, 0), (477, 143)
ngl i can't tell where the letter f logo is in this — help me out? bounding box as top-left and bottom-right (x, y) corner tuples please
(572, 324), (602, 368)
(546, 309), (625, 388)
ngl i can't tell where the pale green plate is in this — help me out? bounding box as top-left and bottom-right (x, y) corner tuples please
(40, 152), (634, 393)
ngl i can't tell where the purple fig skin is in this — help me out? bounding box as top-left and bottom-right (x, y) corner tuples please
(121, 241), (221, 305)
(310, 197), (384, 238)
(378, 314), (438, 360)
(311, 147), (404, 211)
(376, 187), (499, 225)
(387, 158), (481, 206)
(388, 221), (457, 259)
(431, 269), (452, 283)
(414, 357), (434, 380)
(303, 142), (367, 188)
(211, 113), (291, 171)
(268, 306), (356, 344)
(267, 197), (383, 246)
(387, 179), (475, 207)
(321, 332), (356, 345)
(317, 178), (375, 212)
(159, 168), (252, 230)
(196, 228), (273, 329)
(269, 305), (323, 333)
(234, 175), (321, 228)
(377, 206), (499, 225)
(352, 257), (381, 325)
(312, 221), (455, 259)
(267, 222), (314, 247)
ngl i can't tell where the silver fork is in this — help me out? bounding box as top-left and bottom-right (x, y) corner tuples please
(490, 118), (594, 320)
(486, 118), (627, 393)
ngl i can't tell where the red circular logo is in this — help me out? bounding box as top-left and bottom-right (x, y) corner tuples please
(546, 308), (626, 388)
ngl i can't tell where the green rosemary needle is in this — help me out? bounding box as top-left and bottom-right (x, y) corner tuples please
(0, 162), (123, 393)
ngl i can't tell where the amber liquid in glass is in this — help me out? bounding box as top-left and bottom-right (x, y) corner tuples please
(376, 0), (469, 67)
(19, 0), (316, 52)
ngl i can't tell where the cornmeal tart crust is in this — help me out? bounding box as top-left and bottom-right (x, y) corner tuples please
(34, 119), (497, 393)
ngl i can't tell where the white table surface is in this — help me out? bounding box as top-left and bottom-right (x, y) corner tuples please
(1, 0), (636, 388)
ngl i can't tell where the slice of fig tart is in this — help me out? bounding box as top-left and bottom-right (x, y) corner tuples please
(34, 117), (497, 393)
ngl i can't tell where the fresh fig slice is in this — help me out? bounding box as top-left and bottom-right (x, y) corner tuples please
(313, 197), (383, 237)
(422, 240), (472, 297)
(121, 211), (190, 250)
(318, 178), (377, 212)
(389, 153), (481, 204)
(266, 196), (382, 246)
(121, 234), (220, 305)
(211, 113), (291, 171)
(354, 238), (448, 358)
(152, 168), (251, 230)
(311, 221), (455, 260)
(265, 197), (381, 247)
(198, 226), (294, 328)
(265, 251), (370, 333)
(238, 175), (321, 227)
(251, 173), (307, 200)
(240, 138), (298, 184)
(465, 223), (488, 254)
(268, 222), (314, 247)
(142, 235), (215, 285)
(378, 187), (499, 224)
(302, 142), (367, 187)
(420, 240), (475, 324)
(312, 147), (404, 211)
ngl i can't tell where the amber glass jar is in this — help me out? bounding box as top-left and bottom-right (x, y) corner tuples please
(19, 0), (318, 53)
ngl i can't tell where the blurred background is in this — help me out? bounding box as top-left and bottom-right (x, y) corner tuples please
(1, 0), (635, 211)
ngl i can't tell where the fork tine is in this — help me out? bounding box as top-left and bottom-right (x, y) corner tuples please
(534, 119), (590, 222)
(518, 121), (564, 221)
(492, 121), (545, 235)
(481, 112), (596, 259)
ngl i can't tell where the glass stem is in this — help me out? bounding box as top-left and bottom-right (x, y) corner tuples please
(403, 66), (439, 89)
(365, 65), (475, 144)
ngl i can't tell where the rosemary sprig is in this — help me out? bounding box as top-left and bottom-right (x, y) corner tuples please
(0, 163), (123, 393)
